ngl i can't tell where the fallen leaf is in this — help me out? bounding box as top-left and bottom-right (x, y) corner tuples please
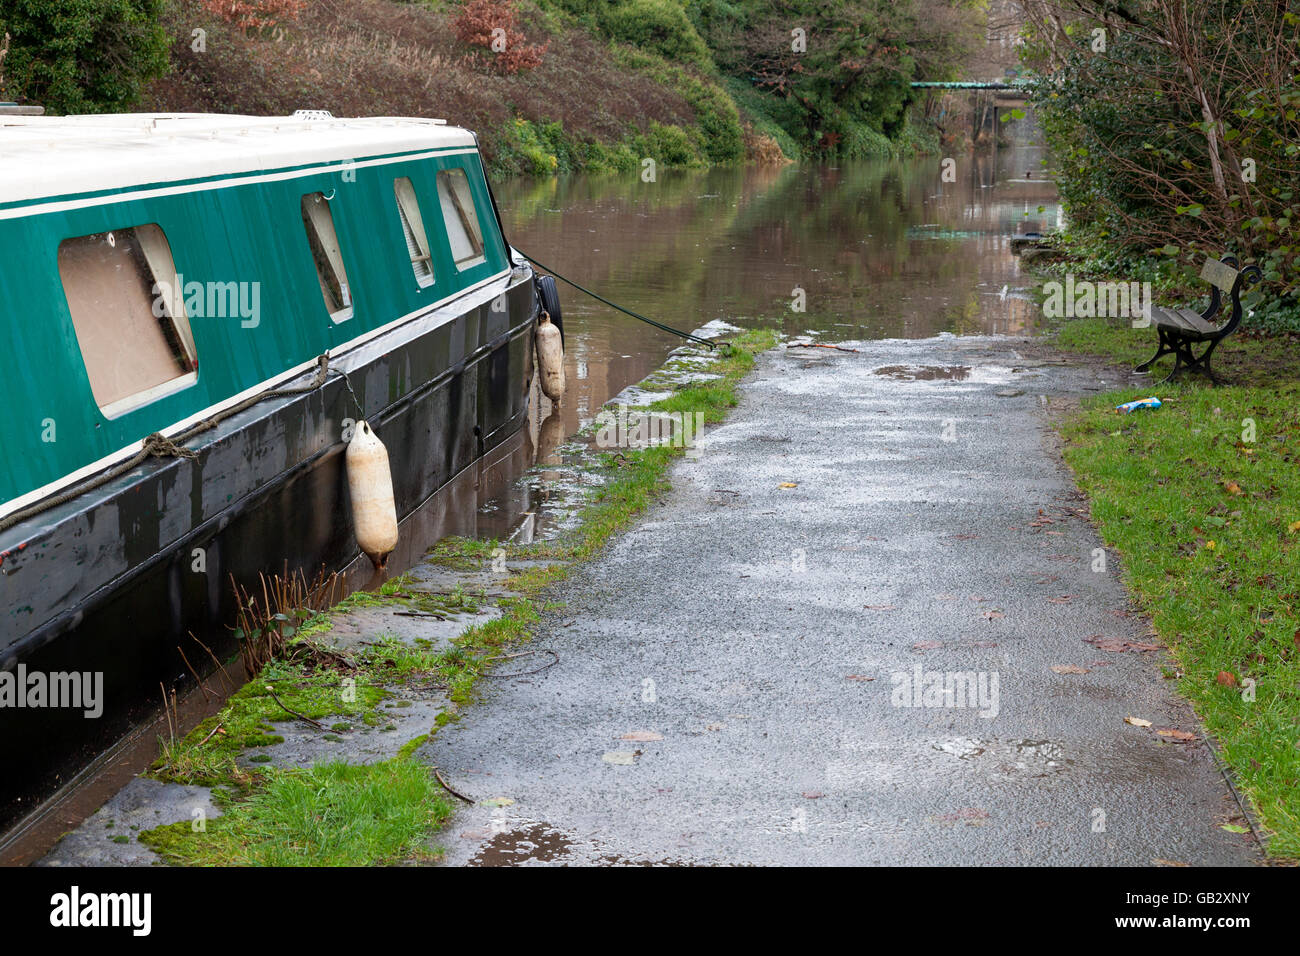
(480, 796), (515, 807)
(845, 674), (876, 682)
(1047, 595), (1075, 604)
(778, 482), (798, 489)
(705, 723), (725, 731)
(1125, 716), (1153, 727)
(1153, 859), (1190, 867)
(602, 751), (636, 765)
(983, 610), (1005, 620)
(1156, 728), (1197, 741)
(1050, 664), (1090, 674)
(1220, 823), (1250, 834)
(620, 731), (663, 742)
(1224, 480), (1243, 495)
(1084, 634), (1161, 653)
(1289, 520), (1300, 533)
(912, 640), (943, 650)
(802, 790), (825, 799)
(1216, 670), (1238, 687)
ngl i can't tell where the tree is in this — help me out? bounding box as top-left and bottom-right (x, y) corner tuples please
(0, 0), (169, 113)
(1019, 0), (1298, 327)
(690, 0), (982, 156)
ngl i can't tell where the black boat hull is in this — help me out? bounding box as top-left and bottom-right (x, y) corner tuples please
(0, 268), (538, 832)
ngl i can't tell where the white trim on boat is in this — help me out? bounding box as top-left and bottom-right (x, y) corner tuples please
(0, 148), (479, 221)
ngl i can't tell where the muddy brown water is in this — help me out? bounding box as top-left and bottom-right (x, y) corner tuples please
(3, 134), (1060, 863)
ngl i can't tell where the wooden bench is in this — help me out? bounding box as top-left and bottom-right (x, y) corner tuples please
(1135, 255), (1263, 384)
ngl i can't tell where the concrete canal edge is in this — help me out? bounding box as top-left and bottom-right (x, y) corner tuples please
(37, 321), (774, 866)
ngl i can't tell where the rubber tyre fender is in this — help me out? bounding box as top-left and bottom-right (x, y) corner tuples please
(535, 274), (564, 350)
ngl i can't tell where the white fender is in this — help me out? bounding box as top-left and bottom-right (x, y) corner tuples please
(536, 312), (565, 402)
(346, 420), (398, 568)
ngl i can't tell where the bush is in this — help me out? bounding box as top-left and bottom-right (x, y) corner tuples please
(1019, 1), (1299, 330)
(724, 76), (801, 161)
(200, 0), (303, 30)
(0, 0), (170, 113)
(614, 47), (744, 164)
(453, 0), (547, 74)
(597, 0), (713, 70)
(632, 122), (697, 167)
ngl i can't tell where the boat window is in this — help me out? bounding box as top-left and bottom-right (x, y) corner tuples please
(57, 224), (198, 417)
(393, 177), (435, 289)
(437, 168), (486, 269)
(301, 192), (353, 322)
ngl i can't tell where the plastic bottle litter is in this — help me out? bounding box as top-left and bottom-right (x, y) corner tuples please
(1115, 397), (1162, 413)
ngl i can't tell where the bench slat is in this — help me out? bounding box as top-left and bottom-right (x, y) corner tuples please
(1152, 307), (1218, 334)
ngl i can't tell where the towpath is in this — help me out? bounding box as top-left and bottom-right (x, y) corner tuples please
(427, 335), (1259, 866)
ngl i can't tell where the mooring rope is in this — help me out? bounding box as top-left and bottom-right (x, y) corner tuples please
(465, 137), (717, 352)
(0, 354), (335, 536)
(516, 251), (718, 350)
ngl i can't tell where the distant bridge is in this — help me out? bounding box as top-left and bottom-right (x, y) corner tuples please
(909, 81), (1028, 90)
(909, 82), (1032, 142)
(910, 81), (1028, 108)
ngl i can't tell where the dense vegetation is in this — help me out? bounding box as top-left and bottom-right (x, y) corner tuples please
(0, 0), (989, 174)
(1019, 1), (1300, 331)
(0, 0), (169, 112)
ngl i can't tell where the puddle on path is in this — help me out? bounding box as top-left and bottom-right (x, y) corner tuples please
(463, 821), (688, 866)
(873, 364), (972, 381)
(931, 737), (1072, 778)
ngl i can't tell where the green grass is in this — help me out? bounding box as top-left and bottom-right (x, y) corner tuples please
(1051, 317), (1300, 857)
(152, 657), (388, 790)
(139, 760), (452, 866)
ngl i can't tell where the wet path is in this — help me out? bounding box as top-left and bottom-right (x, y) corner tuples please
(428, 336), (1259, 866)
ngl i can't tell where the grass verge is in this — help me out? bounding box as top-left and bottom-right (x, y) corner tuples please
(1049, 316), (1300, 857)
(140, 760), (453, 866)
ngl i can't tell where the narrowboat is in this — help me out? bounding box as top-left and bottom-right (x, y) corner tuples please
(0, 111), (561, 830)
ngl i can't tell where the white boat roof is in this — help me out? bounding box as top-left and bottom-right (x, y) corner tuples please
(0, 113), (480, 205)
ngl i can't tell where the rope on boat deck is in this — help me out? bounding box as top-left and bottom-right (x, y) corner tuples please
(516, 251), (719, 351)
(0, 355), (337, 536)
